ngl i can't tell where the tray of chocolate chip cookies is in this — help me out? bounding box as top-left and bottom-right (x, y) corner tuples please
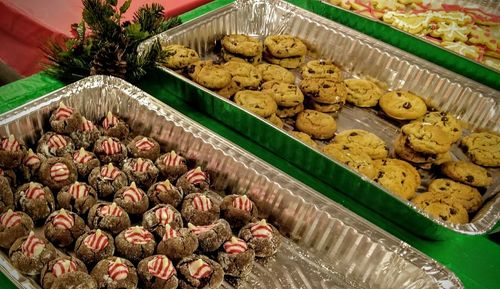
(139, 0), (500, 239)
(0, 75), (464, 288)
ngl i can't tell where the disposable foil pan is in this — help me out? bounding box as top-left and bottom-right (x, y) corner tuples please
(0, 75), (464, 289)
(139, 0), (500, 239)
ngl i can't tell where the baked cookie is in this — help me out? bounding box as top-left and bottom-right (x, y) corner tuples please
(0, 176), (14, 214)
(99, 112), (130, 140)
(87, 203), (131, 235)
(234, 90), (277, 118)
(222, 49), (262, 65)
(379, 91), (427, 120)
(74, 229), (115, 266)
(414, 111), (462, 143)
(301, 60), (342, 80)
(300, 78), (347, 106)
(263, 53), (305, 69)
(256, 64), (295, 84)
(461, 132), (500, 167)
(264, 35), (307, 58)
(20, 149), (46, 182)
(412, 195), (469, 224)
(113, 182), (150, 215)
(428, 179), (482, 212)
(238, 219), (281, 258)
(162, 44), (200, 70)
(216, 80), (241, 99)
(222, 34), (263, 57)
(40, 256), (88, 289)
(115, 226), (156, 263)
(36, 132), (75, 158)
(44, 209), (86, 248)
(9, 231), (57, 275)
(276, 103), (304, 118)
(441, 161), (493, 187)
(137, 255), (178, 289)
(15, 182), (55, 223)
(70, 148), (100, 178)
(373, 158), (421, 200)
(49, 271), (97, 289)
(289, 131), (318, 148)
(49, 102), (82, 135)
(295, 110), (337, 139)
(401, 122), (452, 154)
(57, 181), (98, 215)
(186, 60), (232, 90)
(308, 99), (343, 113)
(121, 158), (159, 189)
(38, 157), (78, 190)
(334, 129), (389, 159)
(394, 133), (436, 165)
(223, 61), (262, 89)
(322, 143), (376, 179)
(70, 117), (101, 149)
(93, 136), (128, 164)
(261, 81), (304, 107)
(266, 114), (284, 129)
(91, 257), (138, 289)
(127, 136), (161, 161)
(469, 25), (498, 51)
(344, 78), (384, 107)
(176, 255), (224, 289)
(142, 204), (183, 238)
(430, 22), (470, 42)
(0, 210), (33, 249)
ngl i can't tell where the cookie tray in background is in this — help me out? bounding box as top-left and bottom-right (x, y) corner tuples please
(139, 0), (500, 240)
(0, 75), (465, 289)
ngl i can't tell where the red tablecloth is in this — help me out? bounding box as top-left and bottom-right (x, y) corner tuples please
(0, 0), (211, 76)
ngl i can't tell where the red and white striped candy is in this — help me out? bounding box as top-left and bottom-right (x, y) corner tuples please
(155, 207), (175, 225)
(100, 163), (120, 180)
(102, 112), (118, 130)
(188, 259), (212, 279)
(123, 184), (143, 202)
(192, 195), (212, 211)
(250, 220), (273, 239)
(233, 195), (252, 212)
(163, 151), (184, 167)
(52, 259), (77, 277)
(132, 158), (150, 172)
(84, 229), (109, 251)
(99, 203), (123, 217)
(148, 255), (175, 280)
(135, 138), (155, 151)
(25, 183), (45, 200)
(0, 210), (21, 228)
(48, 134), (67, 149)
(108, 258), (129, 281)
(68, 182), (89, 199)
(101, 138), (122, 155)
(50, 163), (70, 182)
(185, 167), (206, 185)
(188, 223), (214, 235)
(21, 232), (45, 258)
(1, 135), (20, 152)
(162, 224), (178, 240)
(124, 226), (153, 245)
(80, 117), (95, 132)
(223, 237), (248, 254)
(73, 148), (93, 164)
(24, 149), (40, 166)
(52, 209), (74, 230)
(54, 103), (73, 120)
(155, 180), (175, 192)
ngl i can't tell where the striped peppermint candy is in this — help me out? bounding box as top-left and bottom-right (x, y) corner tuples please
(250, 220), (273, 239)
(163, 151), (184, 167)
(148, 255), (175, 280)
(223, 237), (248, 254)
(1, 135), (20, 152)
(162, 224), (178, 240)
(99, 203), (123, 217)
(188, 223), (214, 235)
(22, 232), (45, 258)
(192, 195), (212, 211)
(84, 229), (109, 251)
(100, 163), (120, 180)
(52, 259), (77, 277)
(25, 183), (45, 199)
(102, 138), (122, 155)
(155, 180), (175, 192)
(48, 134), (67, 149)
(233, 195), (252, 212)
(102, 112), (118, 130)
(123, 183), (143, 202)
(135, 138), (155, 151)
(24, 149), (40, 166)
(50, 163), (70, 182)
(52, 209), (74, 230)
(155, 207), (175, 225)
(124, 226), (153, 245)
(80, 117), (95, 132)
(185, 167), (206, 185)
(132, 158), (150, 172)
(73, 148), (93, 164)
(0, 209), (21, 228)
(54, 103), (73, 120)
(188, 259), (212, 279)
(68, 182), (89, 199)
(108, 258), (129, 281)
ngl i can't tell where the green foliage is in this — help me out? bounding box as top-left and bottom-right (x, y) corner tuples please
(45, 0), (181, 82)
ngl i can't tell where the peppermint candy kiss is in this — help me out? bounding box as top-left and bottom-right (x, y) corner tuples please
(54, 102), (73, 120)
(68, 182), (89, 199)
(108, 258), (129, 281)
(50, 163), (70, 182)
(155, 207), (175, 225)
(52, 259), (77, 277)
(80, 117), (95, 132)
(84, 229), (109, 251)
(162, 224), (178, 240)
(100, 163), (120, 180)
(24, 149), (40, 166)
(188, 259), (212, 279)
(0, 209), (21, 228)
(25, 183), (45, 199)
(52, 209), (74, 230)
(163, 151), (183, 167)
(123, 182), (143, 202)
(1, 135), (20, 152)
(188, 223), (214, 235)
(185, 167), (206, 185)
(233, 195), (252, 212)
(73, 148), (93, 164)
(250, 219), (273, 239)
(48, 134), (67, 149)
(132, 158), (150, 172)
(124, 226), (153, 245)
(102, 138), (122, 155)
(22, 231), (45, 258)
(192, 195), (212, 211)
(148, 256), (175, 280)
(102, 111), (118, 130)
(100, 202), (123, 217)
(135, 138), (154, 151)
(155, 180), (175, 192)
(223, 237), (248, 254)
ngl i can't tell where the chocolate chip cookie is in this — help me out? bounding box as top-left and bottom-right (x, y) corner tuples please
(415, 111), (462, 143)
(461, 132), (500, 167)
(261, 81), (304, 107)
(223, 61), (262, 89)
(379, 91), (427, 120)
(256, 64), (295, 84)
(401, 122), (452, 154)
(300, 78), (347, 108)
(276, 103), (304, 118)
(334, 129), (389, 160)
(295, 110), (337, 139)
(234, 90), (277, 118)
(186, 60), (232, 90)
(412, 195), (469, 224)
(222, 34), (263, 57)
(162, 44), (200, 70)
(263, 53), (305, 69)
(373, 158), (421, 200)
(441, 161), (493, 187)
(344, 78), (384, 107)
(322, 143), (376, 179)
(428, 178), (483, 212)
(289, 131), (318, 148)
(264, 35), (307, 58)
(301, 60), (342, 80)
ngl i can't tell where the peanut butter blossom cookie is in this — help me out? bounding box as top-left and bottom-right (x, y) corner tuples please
(0, 176), (14, 214)
(142, 204), (183, 238)
(36, 132), (75, 158)
(181, 193), (221, 226)
(39, 157), (78, 190)
(127, 135), (161, 161)
(122, 158), (159, 189)
(20, 149), (46, 181)
(99, 111), (130, 140)
(148, 179), (183, 208)
(69, 148), (100, 177)
(156, 150), (189, 181)
(114, 182), (149, 215)
(93, 136), (128, 164)
(188, 219), (232, 253)
(176, 167), (210, 196)
(88, 163), (128, 198)
(220, 195), (258, 229)
(57, 181), (98, 215)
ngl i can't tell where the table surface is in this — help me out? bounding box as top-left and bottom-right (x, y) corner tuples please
(0, 1), (499, 289)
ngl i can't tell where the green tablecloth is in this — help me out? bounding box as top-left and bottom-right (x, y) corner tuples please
(0, 1), (498, 288)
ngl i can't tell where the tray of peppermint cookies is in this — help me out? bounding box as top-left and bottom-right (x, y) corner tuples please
(139, 0), (500, 240)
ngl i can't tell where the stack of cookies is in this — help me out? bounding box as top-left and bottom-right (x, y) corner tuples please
(222, 34), (263, 65)
(263, 35), (307, 69)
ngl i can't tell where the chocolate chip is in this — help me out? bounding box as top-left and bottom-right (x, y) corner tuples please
(349, 132), (358, 136)
(439, 187), (446, 191)
(396, 92), (402, 97)
(288, 85), (295, 89)
(466, 175), (474, 183)
(323, 84), (331, 88)
(190, 52), (196, 56)
(453, 128), (459, 132)
(291, 43), (296, 47)
(186, 65), (195, 74)
(235, 81), (241, 86)
(440, 111), (447, 116)
(402, 172), (406, 177)
(449, 208), (457, 214)
(327, 69), (334, 74)
(377, 171), (385, 179)
(319, 60), (326, 65)
(308, 69), (315, 73)
(403, 102), (412, 109)
(487, 172), (492, 177)
(441, 116), (448, 122)
(342, 146), (349, 150)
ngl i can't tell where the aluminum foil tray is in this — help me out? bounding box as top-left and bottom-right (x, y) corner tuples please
(139, 0), (500, 239)
(0, 75), (464, 289)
